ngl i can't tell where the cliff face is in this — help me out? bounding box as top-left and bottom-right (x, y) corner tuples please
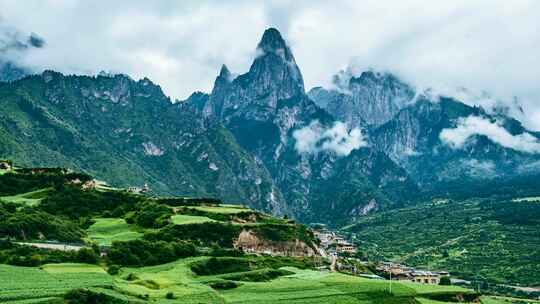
(309, 71), (415, 128)
(201, 28), (416, 223)
(0, 71), (284, 213)
(371, 96), (540, 189)
(234, 230), (318, 257)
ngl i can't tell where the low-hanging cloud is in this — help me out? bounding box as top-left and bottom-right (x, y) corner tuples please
(0, 0), (539, 129)
(293, 121), (367, 156)
(440, 116), (540, 153)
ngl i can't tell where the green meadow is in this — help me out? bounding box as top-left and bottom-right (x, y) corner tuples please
(86, 218), (143, 246)
(187, 205), (251, 214)
(171, 214), (216, 225)
(0, 188), (51, 206)
(0, 257), (479, 304)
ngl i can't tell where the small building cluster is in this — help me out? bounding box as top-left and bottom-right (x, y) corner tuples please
(127, 183), (150, 194)
(0, 160), (13, 170)
(377, 262), (449, 285)
(313, 227), (357, 256)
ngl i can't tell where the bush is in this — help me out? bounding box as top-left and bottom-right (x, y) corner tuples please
(107, 265), (120, 275)
(145, 222), (242, 247)
(76, 248), (99, 264)
(64, 288), (125, 304)
(126, 201), (173, 228)
(0, 242), (82, 266)
(107, 239), (197, 267)
(221, 268), (294, 282)
(165, 292), (175, 299)
(191, 257), (251, 275)
(40, 186), (140, 219)
(0, 203), (85, 242)
(439, 276), (452, 285)
(209, 280), (239, 290)
(209, 246), (244, 257)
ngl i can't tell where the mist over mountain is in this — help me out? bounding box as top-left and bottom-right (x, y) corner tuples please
(2, 27), (540, 225)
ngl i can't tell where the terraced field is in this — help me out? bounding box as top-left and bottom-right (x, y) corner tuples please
(0, 188), (51, 206)
(188, 205), (251, 214)
(0, 264), (112, 303)
(0, 258), (479, 303)
(171, 214), (216, 225)
(86, 218), (143, 246)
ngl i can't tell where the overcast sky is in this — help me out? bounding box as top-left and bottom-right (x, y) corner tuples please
(1, 0), (540, 128)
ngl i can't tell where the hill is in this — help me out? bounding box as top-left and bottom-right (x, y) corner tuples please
(0, 164), (481, 303)
(0, 71), (284, 214)
(344, 197), (540, 287)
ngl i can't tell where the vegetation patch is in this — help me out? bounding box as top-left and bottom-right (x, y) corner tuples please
(191, 256), (317, 276)
(219, 268), (295, 282)
(41, 263), (106, 274)
(125, 201), (173, 228)
(86, 218), (142, 246)
(171, 214), (215, 225)
(0, 188), (52, 206)
(209, 280), (240, 290)
(146, 222), (242, 247)
(0, 264), (112, 302)
(0, 241), (99, 267)
(64, 288), (127, 304)
(155, 197), (221, 206)
(107, 239), (197, 267)
(346, 198), (540, 286)
(41, 186), (140, 219)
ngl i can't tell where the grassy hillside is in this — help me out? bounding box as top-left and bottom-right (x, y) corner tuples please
(0, 72), (282, 213)
(344, 198), (540, 286)
(86, 218), (143, 246)
(0, 164), (481, 303)
(0, 259), (477, 304)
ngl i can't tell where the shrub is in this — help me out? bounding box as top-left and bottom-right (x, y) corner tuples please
(107, 265), (120, 275)
(40, 186), (140, 219)
(64, 288), (125, 304)
(126, 201), (173, 228)
(439, 276), (452, 285)
(165, 292), (175, 299)
(209, 280), (239, 290)
(221, 268), (294, 282)
(191, 257), (251, 275)
(76, 248), (99, 264)
(145, 222), (242, 247)
(107, 239), (197, 267)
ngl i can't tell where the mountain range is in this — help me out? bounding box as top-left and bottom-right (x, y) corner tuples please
(2, 28), (540, 225)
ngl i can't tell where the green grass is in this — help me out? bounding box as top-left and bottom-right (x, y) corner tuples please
(116, 257), (221, 303)
(399, 281), (468, 294)
(0, 264), (112, 302)
(346, 197), (540, 286)
(0, 259), (475, 304)
(171, 214), (216, 225)
(41, 263), (106, 274)
(480, 296), (540, 303)
(86, 218), (143, 246)
(0, 188), (52, 206)
(187, 205), (251, 214)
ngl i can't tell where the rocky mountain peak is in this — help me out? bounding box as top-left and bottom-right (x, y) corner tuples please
(218, 64), (232, 80)
(241, 27), (304, 100)
(310, 69), (415, 127)
(256, 28), (294, 62)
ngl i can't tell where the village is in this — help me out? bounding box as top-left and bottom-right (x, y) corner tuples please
(312, 225), (450, 285)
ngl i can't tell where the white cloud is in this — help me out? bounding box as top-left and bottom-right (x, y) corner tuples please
(293, 121), (367, 156)
(0, 0), (539, 129)
(440, 116), (540, 153)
